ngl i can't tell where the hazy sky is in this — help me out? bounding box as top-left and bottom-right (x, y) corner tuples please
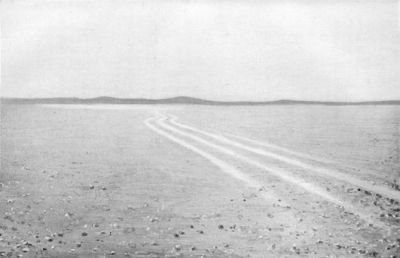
(2, 0), (400, 101)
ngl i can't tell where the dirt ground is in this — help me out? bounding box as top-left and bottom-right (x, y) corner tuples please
(1, 104), (399, 257)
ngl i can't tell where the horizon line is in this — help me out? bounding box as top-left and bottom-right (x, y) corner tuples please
(1, 95), (400, 102)
(1, 96), (400, 105)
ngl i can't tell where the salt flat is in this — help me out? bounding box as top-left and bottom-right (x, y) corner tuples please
(1, 104), (399, 257)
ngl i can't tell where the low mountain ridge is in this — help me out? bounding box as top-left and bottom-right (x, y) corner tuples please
(1, 96), (399, 105)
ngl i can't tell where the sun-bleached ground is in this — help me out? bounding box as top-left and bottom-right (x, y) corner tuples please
(1, 104), (399, 257)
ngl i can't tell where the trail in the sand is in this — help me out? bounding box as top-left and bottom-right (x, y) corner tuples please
(165, 113), (400, 202)
(146, 113), (389, 229)
(144, 116), (291, 208)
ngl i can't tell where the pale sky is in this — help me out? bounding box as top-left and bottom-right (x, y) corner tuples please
(1, 0), (400, 101)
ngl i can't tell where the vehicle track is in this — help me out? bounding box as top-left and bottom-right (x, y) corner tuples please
(165, 113), (400, 202)
(224, 132), (391, 182)
(144, 116), (291, 209)
(149, 114), (390, 230)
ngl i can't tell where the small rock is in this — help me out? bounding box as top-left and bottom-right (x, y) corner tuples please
(367, 250), (379, 257)
(123, 227), (135, 233)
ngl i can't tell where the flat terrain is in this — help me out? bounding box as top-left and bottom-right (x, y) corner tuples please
(1, 104), (400, 257)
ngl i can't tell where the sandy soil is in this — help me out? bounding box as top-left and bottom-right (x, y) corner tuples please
(1, 104), (399, 257)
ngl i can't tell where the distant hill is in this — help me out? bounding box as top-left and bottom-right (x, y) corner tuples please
(1, 96), (400, 105)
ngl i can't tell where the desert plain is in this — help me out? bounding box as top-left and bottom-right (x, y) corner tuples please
(1, 104), (400, 257)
